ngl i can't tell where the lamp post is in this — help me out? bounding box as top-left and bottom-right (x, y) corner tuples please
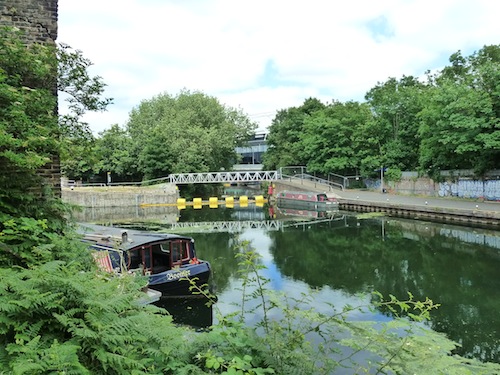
(380, 166), (384, 193)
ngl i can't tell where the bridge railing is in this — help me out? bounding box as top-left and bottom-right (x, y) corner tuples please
(167, 170), (280, 184)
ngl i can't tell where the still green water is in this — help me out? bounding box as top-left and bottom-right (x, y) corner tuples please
(92, 205), (500, 364)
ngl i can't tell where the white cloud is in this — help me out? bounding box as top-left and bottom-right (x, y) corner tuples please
(58, 0), (500, 134)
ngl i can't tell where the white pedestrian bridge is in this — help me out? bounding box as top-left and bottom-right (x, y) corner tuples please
(71, 169), (344, 191)
(159, 170), (280, 184)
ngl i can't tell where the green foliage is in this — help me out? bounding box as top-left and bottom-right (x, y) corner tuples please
(384, 167), (402, 182)
(0, 26), (58, 173)
(0, 215), (80, 268)
(265, 46), (499, 178)
(0, 27), (105, 240)
(94, 124), (140, 182)
(301, 101), (372, 175)
(364, 75), (426, 173)
(57, 43), (113, 180)
(419, 46), (500, 175)
(0, 257), (197, 374)
(123, 89), (256, 181)
(263, 98), (324, 170)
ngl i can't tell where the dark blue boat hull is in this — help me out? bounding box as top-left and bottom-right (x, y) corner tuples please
(148, 262), (211, 296)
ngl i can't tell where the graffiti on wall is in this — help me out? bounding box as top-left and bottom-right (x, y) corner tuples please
(439, 180), (500, 201)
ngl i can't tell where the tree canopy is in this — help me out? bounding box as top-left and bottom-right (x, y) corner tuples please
(63, 90), (257, 183)
(264, 45), (500, 178)
(126, 90), (256, 180)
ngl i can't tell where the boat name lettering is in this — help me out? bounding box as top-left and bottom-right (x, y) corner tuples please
(167, 270), (191, 280)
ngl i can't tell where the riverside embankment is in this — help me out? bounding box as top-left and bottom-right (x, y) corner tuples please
(61, 184), (178, 208)
(273, 180), (500, 227)
(62, 181), (500, 227)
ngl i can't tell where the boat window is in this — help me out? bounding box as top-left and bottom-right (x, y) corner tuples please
(171, 240), (190, 265)
(142, 246), (152, 272)
(128, 249), (142, 270)
(160, 243), (170, 253)
(318, 194), (327, 201)
(151, 243), (170, 273)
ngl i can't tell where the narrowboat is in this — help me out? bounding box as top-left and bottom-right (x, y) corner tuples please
(276, 190), (339, 210)
(79, 224), (211, 296)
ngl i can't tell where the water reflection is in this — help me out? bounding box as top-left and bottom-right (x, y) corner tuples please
(84, 205), (500, 363)
(154, 296), (213, 329)
(71, 205), (178, 224)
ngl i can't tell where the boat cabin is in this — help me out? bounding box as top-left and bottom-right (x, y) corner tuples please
(80, 224), (199, 275)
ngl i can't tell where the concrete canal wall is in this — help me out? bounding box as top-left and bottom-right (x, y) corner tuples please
(62, 185), (178, 208)
(272, 180), (500, 227)
(364, 170), (500, 201)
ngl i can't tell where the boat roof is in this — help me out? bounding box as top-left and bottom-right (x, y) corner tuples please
(78, 223), (193, 252)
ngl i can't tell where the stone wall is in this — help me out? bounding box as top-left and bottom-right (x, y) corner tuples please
(366, 175), (500, 201)
(1, 0), (60, 192)
(0, 0), (58, 42)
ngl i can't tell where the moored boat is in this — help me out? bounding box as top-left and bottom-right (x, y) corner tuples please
(79, 224), (211, 296)
(276, 190), (339, 210)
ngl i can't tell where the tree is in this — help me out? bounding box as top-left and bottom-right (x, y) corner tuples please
(0, 26), (64, 249)
(301, 100), (372, 175)
(58, 43), (113, 180)
(263, 97), (325, 170)
(0, 25), (111, 262)
(95, 124), (140, 182)
(57, 43), (112, 140)
(419, 46), (500, 175)
(365, 76), (426, 173)
(126, 90), (256, 180)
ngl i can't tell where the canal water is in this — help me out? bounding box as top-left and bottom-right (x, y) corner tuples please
(81, 204), (500, 364)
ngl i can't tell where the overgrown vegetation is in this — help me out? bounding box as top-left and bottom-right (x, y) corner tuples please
(2, 25), (500, 374)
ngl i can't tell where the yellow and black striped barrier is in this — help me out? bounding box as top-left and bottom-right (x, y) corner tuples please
(140, 195), (267, 209)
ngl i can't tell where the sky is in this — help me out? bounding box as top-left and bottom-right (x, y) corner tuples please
(58, 0), (500, 135)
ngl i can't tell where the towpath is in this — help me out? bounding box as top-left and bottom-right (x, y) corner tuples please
(336, 189), (500, 214)
(274, 179), (500, 222)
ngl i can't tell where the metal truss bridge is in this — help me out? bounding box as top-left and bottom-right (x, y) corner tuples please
(97, 168), (343, 190)
(144, 170), (343, 190)
(162, 170), (280, 184)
